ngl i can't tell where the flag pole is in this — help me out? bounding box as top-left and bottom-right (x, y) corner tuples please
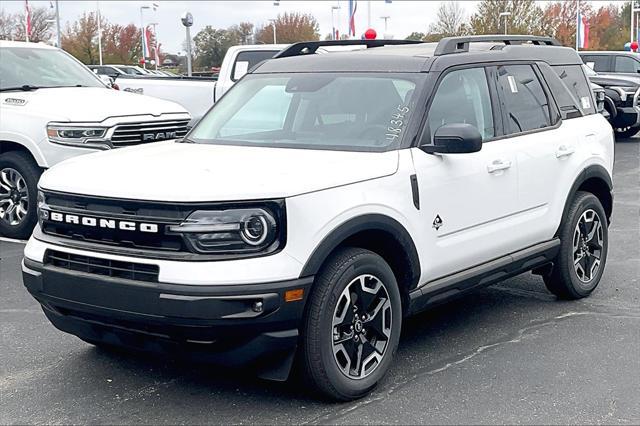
(24, 0), (29, 42)
(576, 0), (580, 50)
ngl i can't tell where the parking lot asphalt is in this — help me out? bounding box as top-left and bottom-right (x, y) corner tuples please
(1, 140), (638, 425)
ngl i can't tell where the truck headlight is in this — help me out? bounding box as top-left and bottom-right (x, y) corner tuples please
(168, 205), (284, 255)
(47, 124), (108, 148)
(611, 86), (637, 102)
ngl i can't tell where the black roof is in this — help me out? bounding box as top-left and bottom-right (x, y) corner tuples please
(253, 35), (583, 74)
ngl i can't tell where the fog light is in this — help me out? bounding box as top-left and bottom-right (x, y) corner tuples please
(252, 301), (263, 313)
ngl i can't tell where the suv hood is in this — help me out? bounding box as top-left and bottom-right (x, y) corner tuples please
(39, 142), (399, 201)
(2, 87), (186, 121)
(588, 74), (640, 88)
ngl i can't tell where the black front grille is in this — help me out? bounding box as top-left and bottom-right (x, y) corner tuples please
(110, 119), (189, 146)
(45, 250), (159, 282)
(40, 192), (187, 252)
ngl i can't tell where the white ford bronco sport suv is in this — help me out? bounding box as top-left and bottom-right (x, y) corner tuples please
(23, 37), (614, 401)
(0, 41), (191, 239)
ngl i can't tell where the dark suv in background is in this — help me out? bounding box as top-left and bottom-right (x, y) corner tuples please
(582, 63), (640, 139)
(580, 51), (640, 78)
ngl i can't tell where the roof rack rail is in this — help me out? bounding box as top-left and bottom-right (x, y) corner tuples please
(434, 35), (562, 56)
(273, 39), (424, 59)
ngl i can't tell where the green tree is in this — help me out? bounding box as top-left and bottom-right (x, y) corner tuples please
(61, 12), (103, 64)
(102, 23), (141, 64)
(193, 26), (242, 69)
(405, 32), (426, 41)
(255, 12), (319, 44)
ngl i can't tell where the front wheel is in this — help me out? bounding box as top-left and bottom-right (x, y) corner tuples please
(301, 247), (402, 401)
(0, 151), (42, 239)
(544, 191), (609, 299)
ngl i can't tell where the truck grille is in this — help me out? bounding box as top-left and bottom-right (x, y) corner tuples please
(45, 249), (159, 282)
(110, 119), (189, 146)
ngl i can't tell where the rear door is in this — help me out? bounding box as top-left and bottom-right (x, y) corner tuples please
(411, 66), (521, 280)
(495, 63), (591, 245)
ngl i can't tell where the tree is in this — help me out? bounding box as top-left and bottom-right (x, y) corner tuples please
(255, 12), (319, 44)
(13, 6), (55, 43)
(470, 0), (544, 36)
(61, 12), (102, 64)
(586, 4), (627, 50)
(405, 32), (426, 41)
(228, 22), (254, 44)
(193, 26), (241, 69)
(0, 10), (17, 40)
(540, 1), (592, 47)
(430, 2), (468, 36)
(102, 23), (141, 64)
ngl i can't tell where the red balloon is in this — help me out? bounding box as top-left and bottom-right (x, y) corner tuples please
(631, 41), (638, 51)
(364, 28), (377, 40)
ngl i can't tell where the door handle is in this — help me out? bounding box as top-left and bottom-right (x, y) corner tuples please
(487, 159), (512, 173)
(556, 145), (575, 158)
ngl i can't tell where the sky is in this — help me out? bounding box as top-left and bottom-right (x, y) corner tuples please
(1, 0), (623, 54)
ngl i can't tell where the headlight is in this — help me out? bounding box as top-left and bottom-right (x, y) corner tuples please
(47, 124), (108, 148)
(611, 86), (637, 101)
(168, 206), (284, 255)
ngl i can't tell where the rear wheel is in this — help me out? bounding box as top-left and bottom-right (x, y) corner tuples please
(0, 151), (42, 239)
(544, 191), (608, 299)
(302, 248), (402, 401)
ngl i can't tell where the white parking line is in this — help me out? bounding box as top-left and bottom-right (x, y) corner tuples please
(0, 237), (27, 244)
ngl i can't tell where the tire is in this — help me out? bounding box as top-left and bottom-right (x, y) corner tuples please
(0, 151), (42, 239)
(614, 126), (640, 140)
(301, 247), (402, 401)
(544, 191), (609, 299)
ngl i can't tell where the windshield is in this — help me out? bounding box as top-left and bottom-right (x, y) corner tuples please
(190, 73), (424, 151)
(0, 46), (104, 90)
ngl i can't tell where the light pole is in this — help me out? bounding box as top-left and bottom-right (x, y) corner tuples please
(140, 5), (150, 68)
(380, 15), (390, 34)
(269, 18), (277, 44)
(499, 11), (511, 35)
(181, 12), (193, 76)
(632, 1), (640, 48)
(331, 5), (340, 40)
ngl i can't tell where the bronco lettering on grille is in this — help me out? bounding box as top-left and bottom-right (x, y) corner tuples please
(49, 212), (159, 233)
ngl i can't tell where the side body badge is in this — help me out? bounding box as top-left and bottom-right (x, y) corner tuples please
(432, 215), (443, 230)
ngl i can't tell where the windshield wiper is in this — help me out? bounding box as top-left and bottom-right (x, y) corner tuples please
(179, 137), (196, 144)
(0, 84), (88, 92)
(0, 84), (42, 92)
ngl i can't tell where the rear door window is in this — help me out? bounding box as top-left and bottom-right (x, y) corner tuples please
(614, 55), (640, 73)
(495, 64), (552, 134)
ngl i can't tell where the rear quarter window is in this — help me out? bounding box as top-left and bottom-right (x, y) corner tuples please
(552, 65), (596, 115)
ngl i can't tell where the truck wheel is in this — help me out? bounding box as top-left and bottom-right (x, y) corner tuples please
(614, 126), (640, 140)
(544, 191), (608, 300)
(302, 247), (402, 401)
(0, 151), (42, 239)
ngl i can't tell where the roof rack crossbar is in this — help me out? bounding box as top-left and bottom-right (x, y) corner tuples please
(434, 35), (562, 56)
(273, 39), (424, 59)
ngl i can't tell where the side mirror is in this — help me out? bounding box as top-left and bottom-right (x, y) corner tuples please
(97, 74), (114, 88)
(421, 123), (483, 154)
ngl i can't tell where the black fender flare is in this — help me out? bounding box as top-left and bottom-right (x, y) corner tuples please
(558, 164), (613, 234)
(299, 214), (421, 289)
(603, 96), (617, 119)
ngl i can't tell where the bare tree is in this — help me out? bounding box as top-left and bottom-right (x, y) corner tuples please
(14, 6), (55, 43)
(0, 10), (18, 40)
(430, 2), (467, 36)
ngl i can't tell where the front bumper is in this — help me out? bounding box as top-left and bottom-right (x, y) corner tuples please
(613, 106), (640, 128)
(22, 258), (312, 379)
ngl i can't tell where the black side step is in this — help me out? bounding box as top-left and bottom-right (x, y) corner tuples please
(408, 239), (560, 315)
